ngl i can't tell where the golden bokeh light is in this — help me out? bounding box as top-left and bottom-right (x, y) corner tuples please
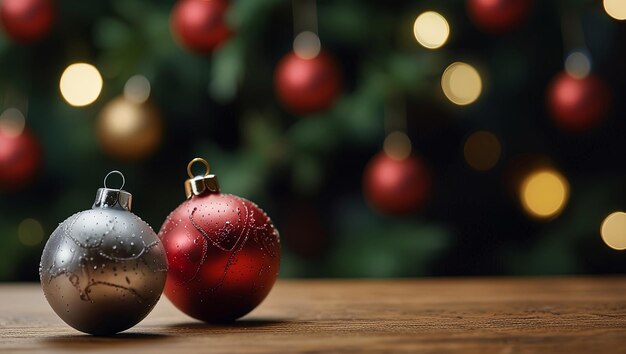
(383, 131), (412, 160)
(0, 108), (26, 137)
(413, 11), (450, 49)
(604, 0), (626, 20)
(59, 63), (103, 107)
(565, 51), (591, 79)
(98, 96), (162, 160)
(293, 31), (321, 59)
(18, 218), (44, 246)
(464, 131), (501, 171)
(601, 212), (626, 250)
(441, 62), (482, 105)
(520, 169), (569, 219)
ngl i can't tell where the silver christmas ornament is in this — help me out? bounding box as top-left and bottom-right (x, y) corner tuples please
(40, 171), (168, 335)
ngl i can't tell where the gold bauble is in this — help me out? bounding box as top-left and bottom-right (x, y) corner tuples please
(97, 96), (163, 160)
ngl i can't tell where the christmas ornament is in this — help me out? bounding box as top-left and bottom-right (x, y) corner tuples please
(97, 96), (163, 160)
(274, 50), (342, 114)
(0, 0), (54, 43)
(363, 152), (431, 215)
(467, 0), (532, 33)
(0, 126), (41, 190)
(547, 72), (611, 133)
(171, 0), (231, 54)
(159, 158), (280, 322)
(40, 171), (168, 335)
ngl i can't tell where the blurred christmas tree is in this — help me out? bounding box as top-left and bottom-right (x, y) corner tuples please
(1, 0), (625, 281)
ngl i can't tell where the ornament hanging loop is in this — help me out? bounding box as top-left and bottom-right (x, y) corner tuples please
(184, 157), (219, 198)
(187, 158), (210, 178)
(104, 170), (126, 191)
(95, 171), (132, 211)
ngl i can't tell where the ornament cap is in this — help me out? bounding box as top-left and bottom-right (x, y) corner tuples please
(185, 158), (220, 198)
(93, 171), (133, 211)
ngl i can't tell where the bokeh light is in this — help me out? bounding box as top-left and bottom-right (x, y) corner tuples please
(413, 11), (450, 49)
(520, 169), (569, 219)
(604, 0), (626, 20)
(98, 97), (162, 160)
(293, 31), (321, 59)
(383, 131), (412, 160)
(441, 62), (482, 105)
(59, 63), (103, 107)
(565, 51), (591, 79)
(464, 130), (501, 171)
(601, 212), (626, 250)
(18, 218), (44, 246)
(0, 108), (25, 137)
(124, 75), (151, 104)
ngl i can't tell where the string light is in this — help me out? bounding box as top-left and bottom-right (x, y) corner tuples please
(18, 218), (44, 246)
(293, 31), (321, 59)
(59, 63), (103, 107)
(564, 51), (591, 79)
(463, 131), (501, 171)
(124, 75), (151, 104)
(601, 212), (626, 250)
(604, 0), (626, 20)
(383, 131), (412, 160)
(441, 62), (482, 105)
(413, 11), (450, 49)
(520, 169), (569, 219)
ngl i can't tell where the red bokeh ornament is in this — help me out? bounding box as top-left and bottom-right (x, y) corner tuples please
(547, 72), (611, 133)
(159, 158), (280, 322)
(171, 0), (231, 54)
(363, 152), (431, 215)
(467, 0), (532, 33)
(0, 0), (54, 43)
(274, 50), (342, 115)
(0, 127), (41, 190)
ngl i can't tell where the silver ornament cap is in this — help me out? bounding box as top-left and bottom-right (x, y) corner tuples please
(39, 170), (168, 335)
(93, 171), (133, 210)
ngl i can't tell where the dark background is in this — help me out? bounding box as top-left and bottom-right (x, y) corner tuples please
(1, 0), (625, 281)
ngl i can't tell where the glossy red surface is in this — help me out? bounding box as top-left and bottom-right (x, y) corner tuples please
(363, 152), (431, 215)
(171, 0), (231, 53)
(547, 72), (610, 133)
(0, 128), (41, 190)
(467, 0), (532, 33)
(274, 50), (342, 115)
(159, 192), (280, 322)
(0, 0), (54, 43)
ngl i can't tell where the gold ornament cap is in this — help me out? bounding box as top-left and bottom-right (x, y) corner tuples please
(184, 158), (220, 199)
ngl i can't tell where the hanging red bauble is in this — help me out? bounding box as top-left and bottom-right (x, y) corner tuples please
(0, 0), (54, 43)
(467, 0), (532, 33)
(547, 72), (611, 133)
(363, 152), (431, 215)
(0, 127), (41, 190)
(171, 0), (231, 54)
(274, 50), (342, 115)
(159, 158), (280, 322)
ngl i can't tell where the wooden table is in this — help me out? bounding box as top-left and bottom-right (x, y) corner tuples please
(1, 278), (626, 353)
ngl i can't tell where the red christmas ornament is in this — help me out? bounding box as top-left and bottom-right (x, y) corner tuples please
(363, 152), (431, 215)
(171, 0), (231, 54)
(159, 158), (280, 322)
(0, 127), (41, 190)
(274, 50), (342, 115)
(0, 0), (54, 43)
(467, 0), (532, 33)
(547, 72), (611, 133)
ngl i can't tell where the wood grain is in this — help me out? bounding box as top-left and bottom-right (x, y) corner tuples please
(2, 278), (626, 353)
